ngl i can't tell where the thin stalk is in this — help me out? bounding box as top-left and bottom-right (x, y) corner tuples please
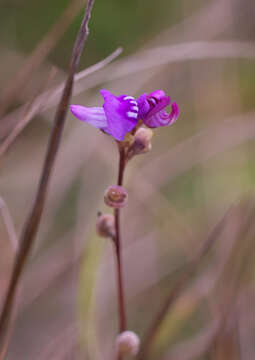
(114, 146), (127, 335)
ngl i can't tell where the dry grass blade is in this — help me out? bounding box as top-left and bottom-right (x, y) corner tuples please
(139, 111), (255, 190)
(163, 294), (241, 360)
(0, 197), (18, 252)
(136, 205), (235, 360)
(212, 314), (241, 360)
(0, 47), (122, 141)
(0, 67), (57, 158)
(163, 318), (221, 360)
(0, 0), (84, 118)
(37, 324), (79, 360)
(1, 40), (252, 139)
(212, 224), (255, 360)
(106, 41), (255, 80)
(0, 0), (96, 357)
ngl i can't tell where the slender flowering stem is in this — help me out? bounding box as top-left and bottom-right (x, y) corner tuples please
(114, 145), (127, 336)
(117, 146), (126, 187)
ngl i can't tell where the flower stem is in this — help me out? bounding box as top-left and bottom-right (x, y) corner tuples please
(114, 146), (127, 335)
(117, 146), (126, 187)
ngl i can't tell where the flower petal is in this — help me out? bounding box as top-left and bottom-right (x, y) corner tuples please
(145, 90), (170, 119)
(169, 102), (180, 124)
(137, 90), (171, 120)
(70, 105), (107, 129)
(143, 101), (180, 128)
(101, 90), (138, 141)
(137, 93), (150, 119)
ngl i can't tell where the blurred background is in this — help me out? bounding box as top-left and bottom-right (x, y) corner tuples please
(1, 0), (255, 358)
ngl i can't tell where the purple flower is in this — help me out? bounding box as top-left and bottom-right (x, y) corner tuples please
(70, 89), (179, 141)
(137, 90), (179, 128)
(70, 90), (139, 141)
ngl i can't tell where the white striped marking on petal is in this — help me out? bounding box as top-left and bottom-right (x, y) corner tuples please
(127, 111), (138, 119)
(132, 106), (139, 112)
(124, 96), (135, 101)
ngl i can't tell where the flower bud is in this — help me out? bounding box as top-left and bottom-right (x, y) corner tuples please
(127, 127), (153, 159)
(116, 331), (140, 357)
(104, 186), (128, 208)
(96, 213), (115, 238)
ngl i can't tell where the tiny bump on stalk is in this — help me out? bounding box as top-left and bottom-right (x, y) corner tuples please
(104, 185), (128, 209)
(96, 212), (115, 238)
(116, 331), (140, 357)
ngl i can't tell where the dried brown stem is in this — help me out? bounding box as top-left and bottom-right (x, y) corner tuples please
(0, 67), (57, 157)
(0, 197), (18, 252)
(137, 206), (235, 360)
(0, 0), (95, 357)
